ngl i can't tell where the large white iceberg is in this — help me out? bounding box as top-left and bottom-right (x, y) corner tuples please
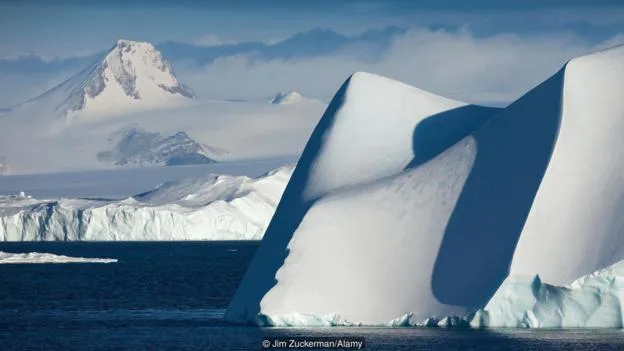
(226, 71), (501, 324)
(0, 165), (293, 241)
(226, 45), (624, 328)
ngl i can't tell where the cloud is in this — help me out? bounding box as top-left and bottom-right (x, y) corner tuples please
(0, 71), (77, 107)
(188, 33), (238, 47)
(2, 26), (624, 108)
(177, 27), (624, 106)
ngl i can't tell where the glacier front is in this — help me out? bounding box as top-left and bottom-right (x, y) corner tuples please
(0, 165), (292, 241)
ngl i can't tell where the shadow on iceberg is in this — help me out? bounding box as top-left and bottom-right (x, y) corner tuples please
(224, 76), (353, 323)
(407, 105), (498, 169)
(226, 72), (504, 323)
(226, 65), (567, 325)
(430, 65), (566, 308)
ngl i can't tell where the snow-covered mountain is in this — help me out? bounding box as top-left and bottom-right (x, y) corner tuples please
(0, 40), (326, 174)
(97, 125), (228, 167)
(227, 45), (624, 328)
(12, 39), (196, 121)
(270, 91), (303, 105)
(0, 164), (293, 241)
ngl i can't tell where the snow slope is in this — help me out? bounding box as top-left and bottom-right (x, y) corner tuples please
(508, 45), (624, 285)
(226, 72), (500, 324)
(0, 251), (117, 264)
(0, 164), (293, 241)
(270, 91), (303, 105)
(227, 45), (624, 327)
(13, 39), (195, 122)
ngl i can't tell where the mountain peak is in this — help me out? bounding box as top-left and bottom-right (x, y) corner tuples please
(28, 39), (197, 120)
(270, 91), (302, 105)
(115, 39), (142, 47)
(110, 39), (159, 58)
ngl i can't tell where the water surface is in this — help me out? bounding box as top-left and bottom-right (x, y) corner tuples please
(0, 242), (622, 350)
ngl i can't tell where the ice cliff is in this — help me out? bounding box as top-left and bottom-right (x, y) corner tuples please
(0, 165), (293, 241)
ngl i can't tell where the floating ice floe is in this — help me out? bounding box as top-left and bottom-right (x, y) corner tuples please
(0, 251), (117, 264)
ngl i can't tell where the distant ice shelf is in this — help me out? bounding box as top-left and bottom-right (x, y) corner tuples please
(0, 251), (117, 264)
(0, 164), (293, 241)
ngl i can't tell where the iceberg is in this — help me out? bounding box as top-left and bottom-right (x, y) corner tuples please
(0, 165), (293, 241)
(0, 251), (116, 264)
(472, 260), (624, 328)
(226, 72), (501, 325)
(255, 259), (624, 328)
(508, 45), (624, 285)
(227, 45), (624, 328)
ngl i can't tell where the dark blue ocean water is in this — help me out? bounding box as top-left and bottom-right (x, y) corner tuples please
(1, 242), (623, 350)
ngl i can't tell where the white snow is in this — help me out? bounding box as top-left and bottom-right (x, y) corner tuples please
(256, 312), (356, 327)
(0, 164), (293, 241)
(0, 251), (116, 264)
(270, 91), (303, 105)
(256, 259), (624, 328)
(0, 40), (327, 175)
(227, 45), (624, 328)
(0, 157), (295, 199)
(226, 72), (499, 325)
(43, 39), (195, 121)
(509, 45), (624, 285)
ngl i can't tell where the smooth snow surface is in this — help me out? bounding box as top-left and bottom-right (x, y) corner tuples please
(226, 72), (500, 325)
(228, 45), (624, 327)
(0, 165), (293, 241)
(509, 45), (624, 285)
(0, 251), (116, 264)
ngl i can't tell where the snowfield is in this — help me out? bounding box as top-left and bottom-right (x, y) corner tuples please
(0, 251), (117, 264)
(0, 165), (293, 241)
(227, 44), (624, 328)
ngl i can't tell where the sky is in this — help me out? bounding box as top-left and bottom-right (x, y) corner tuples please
(1, 0), (623, 107)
